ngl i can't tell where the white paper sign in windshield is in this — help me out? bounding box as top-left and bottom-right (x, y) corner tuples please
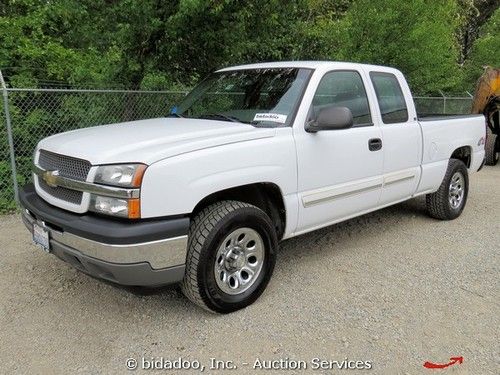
(253, 113), (288, 124)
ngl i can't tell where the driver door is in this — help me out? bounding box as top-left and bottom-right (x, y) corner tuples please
(293, 69), (384, 234)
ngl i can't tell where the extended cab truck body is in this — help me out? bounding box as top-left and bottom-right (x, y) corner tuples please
(20, 62), (486, 313)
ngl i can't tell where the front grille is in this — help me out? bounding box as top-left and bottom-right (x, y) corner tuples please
(38, 178), (83, 205)
(37, 150), (91, 206)
(38, 150), (91, 181)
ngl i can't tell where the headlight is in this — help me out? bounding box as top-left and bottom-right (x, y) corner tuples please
(92, 163), (146, 219)
(89, 195), (141, 219)
(94, 164), (147, 188)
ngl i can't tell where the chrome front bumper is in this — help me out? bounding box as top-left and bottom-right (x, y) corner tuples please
(20, 184), (190, 286)
(21, 209), (187, 269)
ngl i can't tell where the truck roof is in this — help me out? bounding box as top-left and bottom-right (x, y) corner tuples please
(217, 61), (397, 72)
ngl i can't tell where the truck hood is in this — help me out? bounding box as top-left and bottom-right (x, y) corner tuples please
(37, 118), (276, 165)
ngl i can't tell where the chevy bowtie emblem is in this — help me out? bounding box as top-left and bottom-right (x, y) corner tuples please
(42, 170), (60, 187)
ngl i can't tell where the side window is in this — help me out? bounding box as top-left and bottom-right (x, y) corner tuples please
(370, 72), (409, 124)
(312, 71), (372, 126)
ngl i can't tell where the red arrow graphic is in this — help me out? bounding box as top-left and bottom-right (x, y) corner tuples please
(423, 356), (463, 369)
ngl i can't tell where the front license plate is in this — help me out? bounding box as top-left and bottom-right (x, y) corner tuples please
(33, 223), (50, 252)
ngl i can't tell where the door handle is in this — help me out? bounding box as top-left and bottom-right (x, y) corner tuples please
(368, 138), (382, 151)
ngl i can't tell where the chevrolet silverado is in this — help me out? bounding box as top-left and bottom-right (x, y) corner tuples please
(20, 62), (486, 313)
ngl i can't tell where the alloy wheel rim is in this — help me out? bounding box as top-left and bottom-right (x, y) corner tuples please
(214, 227), (265, 295)
(449, 172), (465, 209)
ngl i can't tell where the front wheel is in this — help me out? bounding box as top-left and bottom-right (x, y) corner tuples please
(181, 200), (277, 313)
(426, 159), (469, 220)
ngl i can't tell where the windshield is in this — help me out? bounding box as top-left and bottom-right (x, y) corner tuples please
(173, 68), (312, 127)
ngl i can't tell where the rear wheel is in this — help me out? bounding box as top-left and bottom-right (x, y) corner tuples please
(181, 200), (277, 313)
(485, 127), (499, 166)
(426, 159), (469, 220)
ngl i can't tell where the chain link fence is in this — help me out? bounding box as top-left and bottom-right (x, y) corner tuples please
(414, 96), (473, 116)
(0, 71), (187, 212)
(0, 70), (474, 213)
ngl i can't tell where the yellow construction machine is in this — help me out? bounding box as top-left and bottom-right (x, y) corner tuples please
(472, 67), (500, 165)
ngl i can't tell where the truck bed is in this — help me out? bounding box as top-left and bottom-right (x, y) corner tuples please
(414, 114), (485, 195)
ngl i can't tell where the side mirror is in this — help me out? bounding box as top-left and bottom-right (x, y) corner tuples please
(306, 106), (353, 133)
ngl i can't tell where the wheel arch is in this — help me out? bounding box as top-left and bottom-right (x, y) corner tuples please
(191, 182), (286, 240)
(450, 146), (472, 168)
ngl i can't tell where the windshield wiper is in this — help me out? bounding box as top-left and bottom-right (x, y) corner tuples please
(199, 113), (246, 123)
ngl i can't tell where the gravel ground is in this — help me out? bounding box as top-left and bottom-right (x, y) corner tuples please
(0, 167), (498, 374)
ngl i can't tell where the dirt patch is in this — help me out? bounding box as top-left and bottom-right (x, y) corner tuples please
(0, 168), (498, 374)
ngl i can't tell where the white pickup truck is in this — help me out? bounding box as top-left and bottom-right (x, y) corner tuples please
(20, 62), (486, 313)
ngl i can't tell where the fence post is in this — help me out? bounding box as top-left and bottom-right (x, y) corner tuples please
(0, 70), (19, 204)
(438, 90), (447, 114)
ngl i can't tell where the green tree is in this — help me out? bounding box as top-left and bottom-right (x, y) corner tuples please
(296, 0), (354, 59)
(155, 0), (306, 82)
(331, 0), (462, 94)
(0, 0), (122, 87)
(456, 0), (500, 64)
(462, 7), (500, 88)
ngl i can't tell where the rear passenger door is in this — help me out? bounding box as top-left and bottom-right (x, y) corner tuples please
(368, 71), (422, 205)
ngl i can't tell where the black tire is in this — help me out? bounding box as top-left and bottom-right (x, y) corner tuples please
(485, 128), (499, 166)
(426, 159), (469, 220)
(181, 200), (277, 313)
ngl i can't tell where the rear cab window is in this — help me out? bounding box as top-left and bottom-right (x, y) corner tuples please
(370, 72), (409, 124)
(311, 70), (373, 127)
